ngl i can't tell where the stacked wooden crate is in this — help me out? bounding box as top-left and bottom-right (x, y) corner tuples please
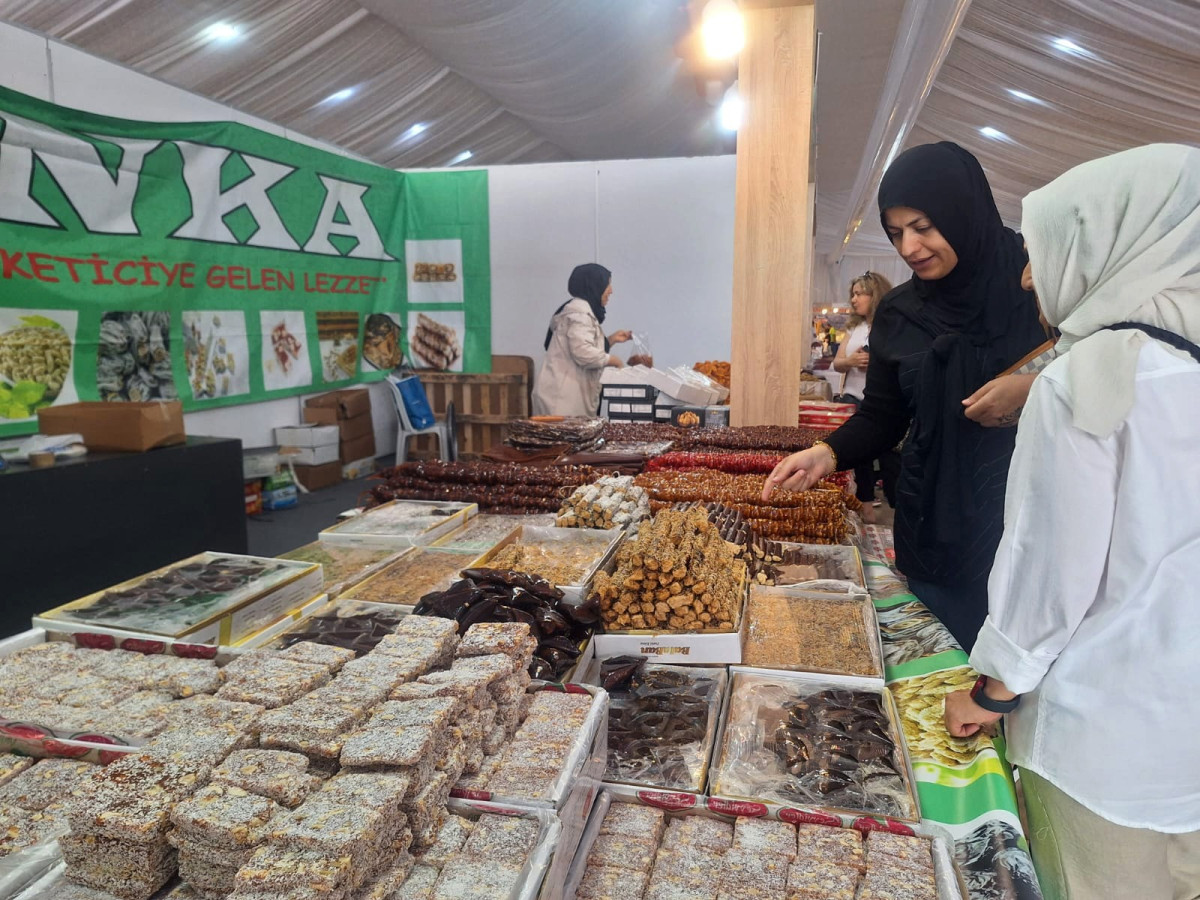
(406, 355), (532, 459)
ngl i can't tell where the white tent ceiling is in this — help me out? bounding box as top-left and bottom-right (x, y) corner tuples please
(1, 0), (1196, 261)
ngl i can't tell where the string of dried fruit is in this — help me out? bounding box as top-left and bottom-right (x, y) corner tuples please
(635, 471), (847, 510)
(376, 461), (604, 487)
(367, 461), (607, 512)
(591, 507), (746, 632)
(673, 425), (826, 453)
(646, 451), (786, 475)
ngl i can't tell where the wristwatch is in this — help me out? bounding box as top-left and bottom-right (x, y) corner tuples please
(970, 676), (1021, 714)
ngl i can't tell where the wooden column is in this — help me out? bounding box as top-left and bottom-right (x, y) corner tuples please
(730, 0), (816, 426)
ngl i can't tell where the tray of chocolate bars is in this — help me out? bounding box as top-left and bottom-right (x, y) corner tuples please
(320, 499), (478, 548)
(710, 668), (920, 822)
(762, 541), (868, 594)
(268, 598), (409, 656)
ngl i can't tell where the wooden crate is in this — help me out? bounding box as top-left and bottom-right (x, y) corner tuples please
(407, 356), (531, 460)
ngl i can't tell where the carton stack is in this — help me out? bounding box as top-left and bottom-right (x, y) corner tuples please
(304, 389), (377, 479)
(274, 424), (341, 492)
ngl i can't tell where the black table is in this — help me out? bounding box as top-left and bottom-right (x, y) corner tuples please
(0, 436), (247, 637)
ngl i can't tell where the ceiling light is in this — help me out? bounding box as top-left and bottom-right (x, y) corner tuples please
(400, 123), (428, 142)
(821, 308), (829, 315)
(718, 86), (743, 132)
(203, 22), (241, 42)
(979, 126), (1011, 141)
(1051, 37), (1093, 57)
(1007, 89), (1044, 104)
(447, 150), (473, 166)
(700, 0), (744, 60)
(322, 87), (356, 104)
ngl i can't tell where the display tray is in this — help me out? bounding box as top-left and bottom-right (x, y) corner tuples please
(431, 513), (554, 553)
(320, 498), (478, 548)
(564, 787), (966, 900)
(337, 547), (478, 609)
(742, 586), (884, 679)
(32, 552), (322, 645)
(601, 663), (727, 793)
(709, 667), (920, 822)
(767, 540), (867, 593)
(444, 799), (563, 900)
(268, 596), (407, 655)
(590, 561), (749, 665)
(277, 542), (408, 598)
(467, 525), (623, 603)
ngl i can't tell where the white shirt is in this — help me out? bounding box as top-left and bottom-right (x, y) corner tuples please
(971, 341), (1200, 833)
(840, 321), (870, 399)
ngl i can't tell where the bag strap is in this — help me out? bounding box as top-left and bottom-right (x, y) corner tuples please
(1104, 322), (1200, 365)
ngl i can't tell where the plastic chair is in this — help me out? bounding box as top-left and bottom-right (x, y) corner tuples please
(386, 376), (457, 463)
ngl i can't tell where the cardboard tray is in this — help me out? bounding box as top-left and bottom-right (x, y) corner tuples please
(467, 525), (623, 604)
(563, 787), (966, 900)
(742, 586), (884, 680)
(709, 667), (921, 823)
(598, 664), (728, 794)
(33, 553), (322, 645)
(768, 541), (867, 594)
(320, 499), (478, 548)
(590, 562), (749, 665)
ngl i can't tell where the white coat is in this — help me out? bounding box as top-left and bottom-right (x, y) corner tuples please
(532, 298), (608, 417)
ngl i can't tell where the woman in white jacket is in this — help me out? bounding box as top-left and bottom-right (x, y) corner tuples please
(532, 263), (630, 416)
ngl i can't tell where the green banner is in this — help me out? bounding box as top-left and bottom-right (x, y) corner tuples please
(0, 87), (490, 436)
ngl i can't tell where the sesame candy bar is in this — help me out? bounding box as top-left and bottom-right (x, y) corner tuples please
(664, 817), (734, 852)
(717, 850), (788, 899)
(412, 815), (473, 868)
(523, 690), (590, 725)
(644, 875), (717, 900)
(460, 813), (540, 859)
(163, 695), (265, 734)
(341, 654), (429, 689)
(794, 824), (863, 869)
(483, 761), (560, 801)
(392, 680), (485, 709)
(171, 783), (279, 849)
(268, 799), (384, 856)
(68, 753), (208, 843)
(784, 860), (858, 900)
(319, 771), (411, 816)
(308, 676), (392, 710)
(168, 829), (258, 868)
(450, 654), (515, 682)
(259, 700), (365, 759)
(64, 849), (178, 900)
(732, 817), (797, 858)
(277, 641), (357, 672)
(60, 831), (174, 870)
(234, 844), (354, 895)
(211, 749), (320, 809)
(166, 659), (223, 698)
(454, 622), (531, 659)
(368, 698), (461, 730)
(178, 853), (241, 896)
(58, 680), (137, 709)
(396, 616), (461, 649)
(430, 857), (523, 900)
(0, 759), (94, 810)
(587, 832), (659, 872)
(372, 634), (449, 669)
(144, 722), (252, 764)
(411, 807), (449, 850)
(340, 723), (437, 769)
(394, 863), (440, 900)
(0, 803), (66, 856)
(482, 725), (508, 757)
(863, 831), (934, 868)
(576, 865), (652, 899)
(598, 803), (666, 842)
(856, 861), (938, 900)
(352, 850), (417, 900)
(652, 846), (726, 883)
(403, 773), (451, 840)
(0, 753), (34, 786)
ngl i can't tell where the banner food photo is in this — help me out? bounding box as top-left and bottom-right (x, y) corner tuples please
(0, 86), (491, 437)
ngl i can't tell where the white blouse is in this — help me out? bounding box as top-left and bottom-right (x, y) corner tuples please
(971, 341), (1200, 833)
(840, 321), (870, 399)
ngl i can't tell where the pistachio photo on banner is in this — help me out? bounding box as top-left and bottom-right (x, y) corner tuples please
(0, 85), (491, 437)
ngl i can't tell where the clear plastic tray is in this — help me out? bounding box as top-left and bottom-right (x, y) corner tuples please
(277, 543), (407, 598)
(743, 587), (883, 679)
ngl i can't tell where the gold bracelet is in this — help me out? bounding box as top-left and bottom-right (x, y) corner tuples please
(813, 440), (838, 471)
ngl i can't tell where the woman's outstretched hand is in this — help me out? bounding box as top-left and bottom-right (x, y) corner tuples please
(763, 444), (835, 500)
(963, 373), (1036, 427)
(608, 330), (633, 345)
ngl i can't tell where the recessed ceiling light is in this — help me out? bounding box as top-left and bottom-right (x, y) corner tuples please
(447, 150), (473, 166)
(322, 88), (356, 104)
(400, 123), (428, 142)
(203, 22), (241, 42)
(1007, 89), (1044, 104)
(700, 0), (745, 60)
(979, 126), (1011, 141)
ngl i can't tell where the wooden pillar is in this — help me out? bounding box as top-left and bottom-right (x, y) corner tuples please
(730, 0), (816, 426)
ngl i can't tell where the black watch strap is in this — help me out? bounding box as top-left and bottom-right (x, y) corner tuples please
(971, 676), (1020, 713)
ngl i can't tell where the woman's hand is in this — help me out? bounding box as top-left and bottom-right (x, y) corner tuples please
(944, 689), (1004, 738)
(606, 355), (624, 368)
(762, 444), (835, 500)
(608, 330), (633, 345)
(849, 349), (870, 370)
(963, 373), (1036, 427)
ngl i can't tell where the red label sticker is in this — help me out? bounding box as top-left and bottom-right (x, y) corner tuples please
(637, 791), (698, 811)
(75, 633), (116, 650)
(121, 638), (166, 655)
(173, 643), (219, 660)
(852, 816), (916, 835)
(0, 723), (47, 741)
(778, 808), (842, 827)
(73, 733), (118, 745)
(450, 788), (492, 802)
(706, 798), (768, 818)
(42, 739), (90, 758)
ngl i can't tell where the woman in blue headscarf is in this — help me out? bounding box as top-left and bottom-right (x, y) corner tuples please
(532, 263), (631, 416)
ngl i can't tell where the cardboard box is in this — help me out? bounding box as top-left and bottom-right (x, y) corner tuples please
(305, 388), (371, 420)
(304, 406), (374, 441)
(339, 432), (376, 464)
(275, 424), (340, 448)
(38, 401), (185, 452)
(342, 456), (376, 480)
(292, 460), (342, 491)
(281, 444), (340, 466)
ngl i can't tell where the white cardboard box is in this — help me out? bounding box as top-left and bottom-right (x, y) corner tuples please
(280, 444), (340, 466)
(274, 424), (340, 448)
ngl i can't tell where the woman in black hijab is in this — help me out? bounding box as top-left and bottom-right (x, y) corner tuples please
(765, 143), (1049, 649)
(532, 263), (631, 416)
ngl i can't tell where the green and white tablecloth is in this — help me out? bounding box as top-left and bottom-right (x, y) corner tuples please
(866, 556), (1042, 900)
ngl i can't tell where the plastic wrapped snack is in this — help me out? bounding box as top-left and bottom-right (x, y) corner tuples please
(711, 671), (917, 820)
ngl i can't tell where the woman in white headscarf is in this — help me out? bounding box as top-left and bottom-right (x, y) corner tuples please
(944, 144), (1200, 899)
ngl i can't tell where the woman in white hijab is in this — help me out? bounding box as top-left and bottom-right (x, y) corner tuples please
(944, 144), (1200, 899)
